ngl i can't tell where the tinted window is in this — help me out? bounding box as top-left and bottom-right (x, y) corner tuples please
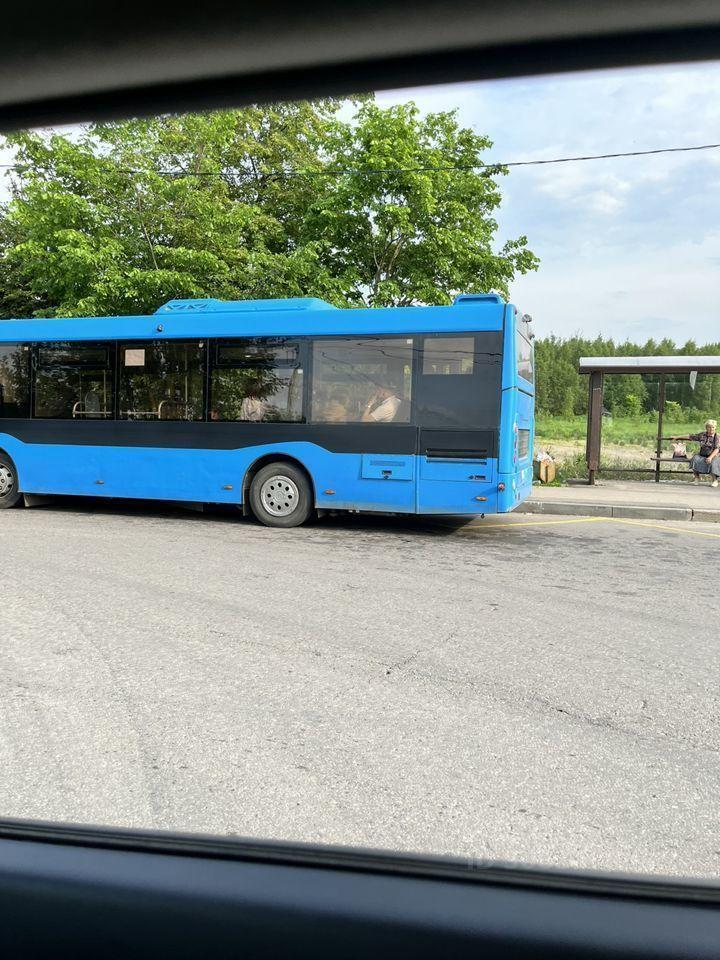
(37, 344), (110, 366)
(34, 342), (114, 419)
(416, 332), (503, 429)
(216, 341), (300, 366)
(119, 341), (204, 421)
(518, 428), (530, 459)
(517, 333), (533, 384)
(422, 336), (474, 375)
(0, 344), (30, 418)
(211, 339), (304, 422)
(311, 338), (413, 423)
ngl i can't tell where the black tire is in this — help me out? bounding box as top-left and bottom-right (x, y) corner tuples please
(0, 454), (21, 509)
(249, 462), (313, 528)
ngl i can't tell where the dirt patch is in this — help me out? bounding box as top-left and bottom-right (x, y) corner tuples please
(535, 437), (656, 466)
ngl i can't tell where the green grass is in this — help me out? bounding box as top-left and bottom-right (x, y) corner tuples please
(534, 414), (705, 484)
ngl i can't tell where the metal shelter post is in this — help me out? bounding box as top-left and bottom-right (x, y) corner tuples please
(586, 370), (604, 485)
(655, 375), (665, 484)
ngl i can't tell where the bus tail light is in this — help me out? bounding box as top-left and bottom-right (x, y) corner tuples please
(498, 482), (506, 492)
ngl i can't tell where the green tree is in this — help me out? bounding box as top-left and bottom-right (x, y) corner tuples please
(534, 334), (720, 420)
(0, 103), (348, 317)
(305, 101), (538, 306)
(0, 100), (538, 318)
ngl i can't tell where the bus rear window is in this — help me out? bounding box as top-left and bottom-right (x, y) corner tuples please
(517, 333), (533, 384)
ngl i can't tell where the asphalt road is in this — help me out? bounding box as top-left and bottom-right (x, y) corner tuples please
(1, 500), (718, 879)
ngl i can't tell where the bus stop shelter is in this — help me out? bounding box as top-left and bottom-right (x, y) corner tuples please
(579, 356), (720, 484)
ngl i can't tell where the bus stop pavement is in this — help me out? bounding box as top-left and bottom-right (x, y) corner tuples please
(515, 479), (720, 523)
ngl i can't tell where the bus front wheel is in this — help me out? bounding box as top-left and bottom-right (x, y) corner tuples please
(249, 462), (313, 528)
(0, 454), (21, 509)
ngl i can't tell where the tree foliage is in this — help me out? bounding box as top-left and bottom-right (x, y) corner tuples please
(535, 335), (720, 418)
(0, 100), (538, 318)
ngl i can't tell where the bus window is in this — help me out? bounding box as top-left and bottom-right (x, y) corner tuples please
(416, 332), (502, 428)
(210, 339), (304, 422)
(422, 336), (474, 375)
(34, 342), (114, 419)
(311, 338), (413, 423)
(0, 344), (30, 418)
(517, 333), (533, 384)
(119, 341), (204, 421)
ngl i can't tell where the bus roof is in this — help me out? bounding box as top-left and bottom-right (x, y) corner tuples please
(0, 295), (511, 342)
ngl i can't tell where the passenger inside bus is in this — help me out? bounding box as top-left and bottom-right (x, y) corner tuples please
(360, 383), (402, 422)
(322, 389), (352, 422)
(239, 375), (268, 421)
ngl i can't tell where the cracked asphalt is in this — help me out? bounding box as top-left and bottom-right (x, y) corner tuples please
(1, 500), (718, 879)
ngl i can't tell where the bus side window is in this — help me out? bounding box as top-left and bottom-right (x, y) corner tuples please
(0, 344), (31, 418)
(310, 338), (413, 423)
(210, 339), (304, 423)
(34, 342), (114, 420)
(118, 341), (204, 421)
(416, 333), (503, 429)
(422, 337), (475, 375)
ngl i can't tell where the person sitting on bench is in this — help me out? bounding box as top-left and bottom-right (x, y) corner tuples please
(671, 419), (720, 487)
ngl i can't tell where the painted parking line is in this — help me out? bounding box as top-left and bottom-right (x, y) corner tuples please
(452, 514), (720, 540)
(452, 516), (607, 532)
(609, 517), (720, 539)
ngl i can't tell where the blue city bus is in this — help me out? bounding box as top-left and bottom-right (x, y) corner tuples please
(0, 294), (534, 526)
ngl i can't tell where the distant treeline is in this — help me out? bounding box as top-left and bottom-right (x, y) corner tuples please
(535, 336), (720, 418)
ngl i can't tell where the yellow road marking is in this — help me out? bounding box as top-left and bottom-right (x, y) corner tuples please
(609, 517), (720, 539)
(454, 516), (607, 531)
(445, 514), (720, 540)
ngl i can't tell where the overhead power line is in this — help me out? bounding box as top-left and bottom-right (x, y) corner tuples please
(1, 141), (719, 178)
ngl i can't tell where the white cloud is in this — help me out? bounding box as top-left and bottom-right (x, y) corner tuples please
(531, 164), (632, 215)
(586, 190), (625, 215)
(510, 232), (720, 342)
(382, 61), (720, 343)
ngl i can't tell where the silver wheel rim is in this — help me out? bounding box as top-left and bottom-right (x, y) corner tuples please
(260, 475), (300, 517)
(0, 464), (14, 498)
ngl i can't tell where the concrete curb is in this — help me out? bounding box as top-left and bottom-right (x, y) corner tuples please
(519, 501), (612, 518)
(516, 500), (708, 522)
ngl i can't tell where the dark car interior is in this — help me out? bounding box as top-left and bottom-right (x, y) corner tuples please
(2, 2), (720, 956)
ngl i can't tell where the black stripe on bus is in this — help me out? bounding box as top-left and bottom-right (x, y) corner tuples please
(0, 420), (498, 457)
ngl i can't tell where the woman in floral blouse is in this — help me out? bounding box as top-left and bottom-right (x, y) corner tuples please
(671, 419), (720, 487)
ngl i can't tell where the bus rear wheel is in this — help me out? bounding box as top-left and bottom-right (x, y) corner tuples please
(249, 462), (313, 528)
(0, 455), (21, 509)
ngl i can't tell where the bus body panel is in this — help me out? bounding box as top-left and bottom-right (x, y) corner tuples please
(0, 294), (534, 519)
(0, 298), (505, 344)
(2, 430), (499, 516)
(415, 455), (498, 514)
(496, 304), (535, 513)
(497, 387), (534, 513)
(0, 432), (423, 513)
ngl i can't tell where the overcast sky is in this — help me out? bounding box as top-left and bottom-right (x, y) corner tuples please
(2, 62), (719, 344)
(379, 61), (720, 344)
